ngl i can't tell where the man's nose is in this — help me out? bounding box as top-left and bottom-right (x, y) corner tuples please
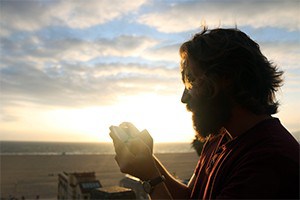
(181, 88), (190, 104)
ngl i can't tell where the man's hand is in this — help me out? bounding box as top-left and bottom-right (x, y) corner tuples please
(119, 122), (153, 153)
(110, 131), (159, 180)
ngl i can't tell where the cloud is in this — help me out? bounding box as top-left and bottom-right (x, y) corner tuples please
(0, 28), (178, 112)
(138, 0), (300, 33)
(94, 35), (158, 57)
(0, 33), (158, 67)
(0, 60), (181, 109)
(144, 43), (181, 63)
(260, 41), (300, 70)
(0, 1), (51, 34)
(0, 0), (146, 34)
(55, 0), (146, 29)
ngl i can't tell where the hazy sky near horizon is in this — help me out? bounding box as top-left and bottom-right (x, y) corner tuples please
(1, 0), (299, 143)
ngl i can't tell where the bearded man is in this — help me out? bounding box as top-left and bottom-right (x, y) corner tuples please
(110, 28), (299, 199)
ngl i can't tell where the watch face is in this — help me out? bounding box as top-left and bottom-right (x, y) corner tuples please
(143, 181), (152, 194)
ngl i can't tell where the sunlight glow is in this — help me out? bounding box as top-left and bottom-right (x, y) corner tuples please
(113, 93), (195, 142)
(4, 93), (195, 143)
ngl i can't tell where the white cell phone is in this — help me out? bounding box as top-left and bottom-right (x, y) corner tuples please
(109, 125), (130, 142)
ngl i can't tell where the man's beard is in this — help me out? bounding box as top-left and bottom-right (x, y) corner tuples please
(187, 89), (232, 140)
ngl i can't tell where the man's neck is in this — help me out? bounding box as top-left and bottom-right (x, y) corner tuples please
(224, 106), (272, 138)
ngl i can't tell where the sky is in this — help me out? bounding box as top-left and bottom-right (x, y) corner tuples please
(0, 0), (299, 143)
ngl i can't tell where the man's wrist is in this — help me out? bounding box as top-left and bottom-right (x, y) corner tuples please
(140, 158), (160, 180)
(142, 175), (166, 194)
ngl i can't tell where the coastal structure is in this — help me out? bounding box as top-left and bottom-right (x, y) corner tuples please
(58, 171), (102, 200)
(91, 186), (136, 199)
(57, 171), (136, 199)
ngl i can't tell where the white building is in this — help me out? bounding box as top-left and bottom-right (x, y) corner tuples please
(58, 171), (102, 200)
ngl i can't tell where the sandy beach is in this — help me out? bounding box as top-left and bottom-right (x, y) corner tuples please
(0, 152), (199, 199)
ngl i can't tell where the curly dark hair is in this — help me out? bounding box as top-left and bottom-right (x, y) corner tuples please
(180, 27), (283, 115)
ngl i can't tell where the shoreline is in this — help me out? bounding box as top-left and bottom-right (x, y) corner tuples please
(1, 152), (199, 199)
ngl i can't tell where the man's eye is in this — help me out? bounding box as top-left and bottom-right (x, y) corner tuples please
(187, 74), (195, 83)
(187, 73), (196, 82)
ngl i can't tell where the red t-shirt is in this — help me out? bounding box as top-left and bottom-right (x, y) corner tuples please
(190, 118), (299, 199)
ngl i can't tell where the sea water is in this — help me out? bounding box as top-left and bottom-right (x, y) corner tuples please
(0, 141), (195, 155)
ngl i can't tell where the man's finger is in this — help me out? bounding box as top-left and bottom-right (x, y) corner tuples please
(120, 122), (140, 137)
(114, 141), (128, 156)
(109, 131), (127, 156)
(109, 131), (122, 145)
(140, 129), (153, 153)
(114, 145), (136, 174)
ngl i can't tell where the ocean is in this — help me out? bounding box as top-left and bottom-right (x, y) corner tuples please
(0, 141), (195, 155)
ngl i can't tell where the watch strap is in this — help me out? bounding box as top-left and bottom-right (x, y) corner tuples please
(142, 175), (165, 194)
(149, 175), (165, 187)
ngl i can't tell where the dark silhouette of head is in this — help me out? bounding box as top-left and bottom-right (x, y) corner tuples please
(180, 27), (283, 140)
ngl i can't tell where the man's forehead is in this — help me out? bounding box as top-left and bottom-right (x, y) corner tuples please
(180, 59), (189, 77)
(181, 58), (196, 76)
(181, 63), (195, 85)
(181, 57), (205, 77)
(180, 57), (188, 71)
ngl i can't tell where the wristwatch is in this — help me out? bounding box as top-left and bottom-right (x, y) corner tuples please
(142, 175), (165, 194)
